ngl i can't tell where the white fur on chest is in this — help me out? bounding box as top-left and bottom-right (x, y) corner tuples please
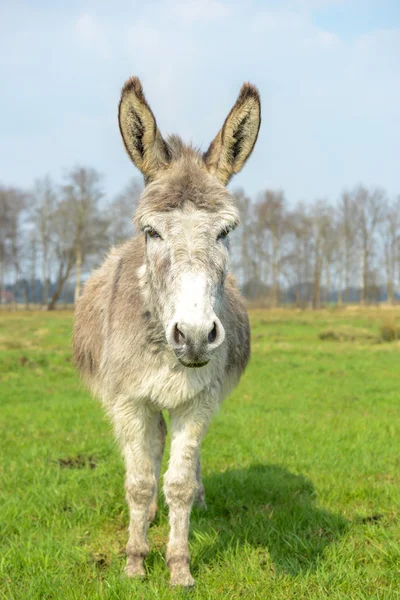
(100, 328), (228, 410)
(133, 357), (223, 410)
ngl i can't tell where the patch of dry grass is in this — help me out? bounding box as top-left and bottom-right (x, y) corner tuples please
(319, 326), (379, 343)
(380, 318), (400, 342)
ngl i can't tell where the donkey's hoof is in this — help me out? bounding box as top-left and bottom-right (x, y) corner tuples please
(170, 570), (195, 587)
(125, 557), (146, 579)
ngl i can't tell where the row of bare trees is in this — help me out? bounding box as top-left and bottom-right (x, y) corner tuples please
(0, 167), (141, 309)
(231, 186), (400, 307)
(1, 167), (399, 309)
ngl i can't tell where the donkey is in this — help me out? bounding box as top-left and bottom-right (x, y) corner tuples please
(73, 76), (261, 586)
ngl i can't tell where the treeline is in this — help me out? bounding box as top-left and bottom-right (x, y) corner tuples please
(230, 187), (400, 307)
(1, 166), (399, 309)
(0, 167), (142, 309)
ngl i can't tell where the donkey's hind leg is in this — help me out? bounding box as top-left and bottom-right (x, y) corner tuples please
(148, 412), (167, 523)
(193, 456), (207, 509)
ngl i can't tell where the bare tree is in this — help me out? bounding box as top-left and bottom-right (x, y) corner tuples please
(255, 190), (287, 306)
(46, 198), (77, 310)
(108, 178), (142, 245)
(308, 200), (332, 309)
(0, 186), (12, 303)
(337, 191), (358, 304)
(0, 186), (27, 305)
(353, 186), (385, 304)
(285, 202), (313, 307)
(33, 176), (58, 305)
(27, 229), (38, 305)
(62, 166), (106, 303)
(382, 195), (400, 304)
(231, 189), (253, 287)
(321, 206), (338, 305)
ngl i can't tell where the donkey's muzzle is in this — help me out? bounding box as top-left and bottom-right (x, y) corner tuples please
(167, 317), (225, 367)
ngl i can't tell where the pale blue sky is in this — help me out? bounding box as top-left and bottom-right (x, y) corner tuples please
(1, 0), (399, 203)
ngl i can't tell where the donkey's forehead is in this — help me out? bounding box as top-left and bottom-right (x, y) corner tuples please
(134, 159), (239, 227)
(147, 204), (239, 235)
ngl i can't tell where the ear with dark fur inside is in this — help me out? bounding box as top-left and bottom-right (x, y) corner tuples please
(203, 83), (261, 185)
(118, 77), (171, 182)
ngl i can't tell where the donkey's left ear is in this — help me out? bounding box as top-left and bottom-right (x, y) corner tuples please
(203, 83), (261, 185)
(118, 77), (171, 182)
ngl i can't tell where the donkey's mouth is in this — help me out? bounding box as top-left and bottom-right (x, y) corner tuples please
(178, 359), (210, 369)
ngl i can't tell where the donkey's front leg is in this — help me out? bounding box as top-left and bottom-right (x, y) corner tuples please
(113, 403), (159, 578)
(164, 403), (214, 587)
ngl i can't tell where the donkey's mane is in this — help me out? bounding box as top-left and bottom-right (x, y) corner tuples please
(135, 141), (233, 219)
(165, 134), (202, 163)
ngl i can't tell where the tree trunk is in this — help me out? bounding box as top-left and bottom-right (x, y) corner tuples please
(22, 283), (29, 310)
(74, 244), (82, 304)
(337, 267), (343, 307)
(312, 266), (321, 309)
(272, 233), (279, 308)
(360, 251), (367, 305)
(30, 239), (37, 307)
(344, 233), (350, 305)
(41, 250), (47, 305)
(362, 259), (368, 305)
(313, 241), (321, 310)
(13, 265), (19, 311)
(387, 279), (394, 305)
(0, 260), (4, 306)
(295, 287), (300, 308)
(387, 244), (395, 305)
(31, 274), (36, 306)
(47, 259), (74, 310)
(324, 259), (330, 306)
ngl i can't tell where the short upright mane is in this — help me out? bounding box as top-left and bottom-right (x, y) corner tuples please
(164, 134), (203, 164)
(134, 145), (235, 222)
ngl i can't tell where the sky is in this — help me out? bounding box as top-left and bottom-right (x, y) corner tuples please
(1, 0), (399, 204)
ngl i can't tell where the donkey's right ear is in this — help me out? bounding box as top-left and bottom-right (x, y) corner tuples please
(118, 77), (171, 182)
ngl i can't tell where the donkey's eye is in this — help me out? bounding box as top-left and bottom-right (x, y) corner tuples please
(145, 227), (162, 240)
(217, 228), (230, 241)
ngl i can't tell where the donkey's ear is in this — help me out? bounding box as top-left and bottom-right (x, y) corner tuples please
(203, 83), (261, 185)
(118, 77), (171, 182)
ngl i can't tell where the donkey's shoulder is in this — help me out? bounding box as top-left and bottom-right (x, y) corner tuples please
(73, 236), (145, 382)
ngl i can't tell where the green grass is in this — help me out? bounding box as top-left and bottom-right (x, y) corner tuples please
(1, 308), (400, 599)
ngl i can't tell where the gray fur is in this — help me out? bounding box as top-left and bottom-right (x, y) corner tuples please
(73, 76), (260, 586)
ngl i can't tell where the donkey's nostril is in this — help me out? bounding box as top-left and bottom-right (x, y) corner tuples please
(169, 319), (224, 353)
(208, 322), (218, 344)
(173, 323), (185, 346)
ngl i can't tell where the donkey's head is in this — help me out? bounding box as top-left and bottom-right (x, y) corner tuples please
(118, 77), (261, 368)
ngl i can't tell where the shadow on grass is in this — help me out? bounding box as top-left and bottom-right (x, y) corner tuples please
(190, 464), (347, 576)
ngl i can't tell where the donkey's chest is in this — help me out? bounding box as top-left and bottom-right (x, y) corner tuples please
(102, 332), (227, 409)
(132, 360), (222, 409)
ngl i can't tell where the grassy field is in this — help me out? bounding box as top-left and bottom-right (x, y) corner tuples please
(1, 308), (400, 599)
